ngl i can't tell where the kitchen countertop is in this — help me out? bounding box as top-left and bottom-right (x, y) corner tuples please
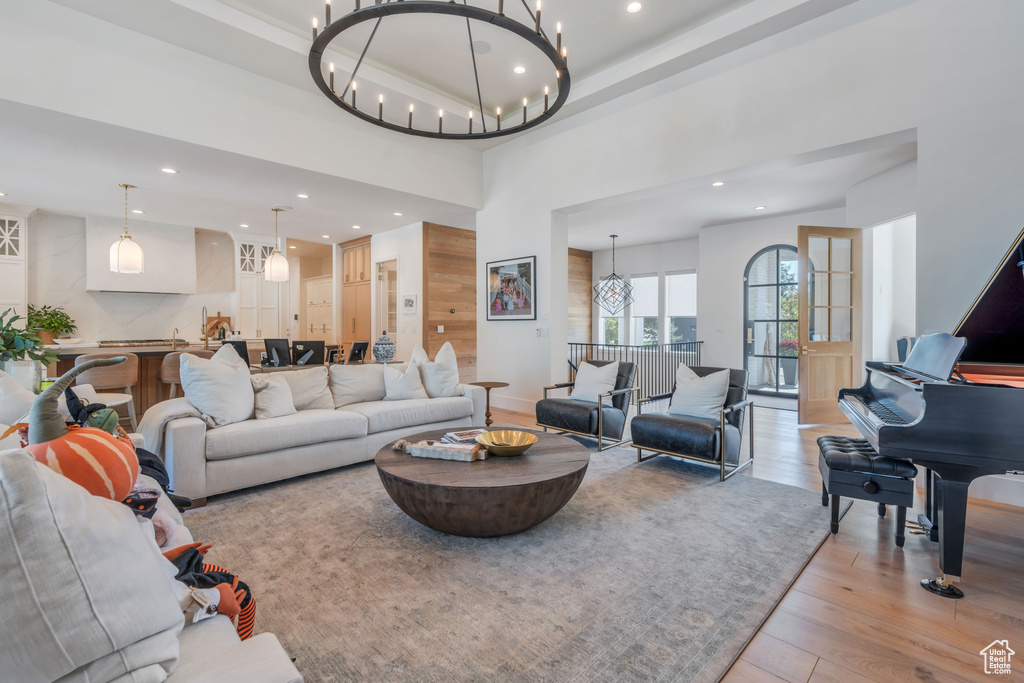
(53, 343), (219, 358)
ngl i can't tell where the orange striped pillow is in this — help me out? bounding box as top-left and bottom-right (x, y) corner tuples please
(26, 427), (139, 501)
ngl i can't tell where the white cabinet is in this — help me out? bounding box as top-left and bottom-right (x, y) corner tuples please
(235, 240), (282, 338)
(0, 215), (27, 317)
(303, 274), (333, 342)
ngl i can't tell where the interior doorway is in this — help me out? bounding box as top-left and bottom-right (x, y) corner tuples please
(377, 259), (398, 338)
(743, 245), (800, 397)
(285, 238), (334, 345)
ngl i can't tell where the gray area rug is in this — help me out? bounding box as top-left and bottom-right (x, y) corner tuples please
(184, 443), (833, 683)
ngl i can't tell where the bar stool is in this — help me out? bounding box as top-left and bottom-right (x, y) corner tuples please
(74, 352), (140, 431)
(158, 349), (214, 400)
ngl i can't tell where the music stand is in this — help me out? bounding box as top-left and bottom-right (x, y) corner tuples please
(222, 339), (249, 364)
(264, 339), (291, 367)
(345, 341), (369, 364)
(292, 340), (325, 366)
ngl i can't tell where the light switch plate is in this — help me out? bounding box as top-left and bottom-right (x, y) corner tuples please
(437, 325), (444, 333)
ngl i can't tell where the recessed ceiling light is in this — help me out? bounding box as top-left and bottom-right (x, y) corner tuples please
(627, 2), (643, 13)
(240, 224), (250, 228)
(712, 181), (725, 187)
(0, 192), (6, 197)
(513, 66), (526, 74)
(289, 245), (297, 249)
(161, 168), (179, 174)
(393, 212), (403, 216)
(131, 209), (144, 214)
(352, 225), (361, 230)
(297, 194), (310, 199)
(754, 206), (767, 210)
(322, 235), (331, 239)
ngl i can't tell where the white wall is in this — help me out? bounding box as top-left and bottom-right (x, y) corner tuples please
(370, 222), (423, 360)
(27, 210), (233, 342)
(698, 208), (846, 370)
(869, 216), (916, 361)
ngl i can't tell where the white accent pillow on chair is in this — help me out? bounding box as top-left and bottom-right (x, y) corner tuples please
(569, 362), (619, 403)
(668, 367), (730, 420)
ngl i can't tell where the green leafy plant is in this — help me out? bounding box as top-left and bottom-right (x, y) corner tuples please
(27, 304), (77, 336)
(0, 309), (59, 366)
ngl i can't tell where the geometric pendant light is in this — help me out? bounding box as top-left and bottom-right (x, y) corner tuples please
(593, 234), (633, 315)
(262, 206), (290, 282)
(109, 183), (144, 274)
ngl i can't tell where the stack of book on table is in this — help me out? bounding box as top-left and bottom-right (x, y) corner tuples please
(442, 429), (488, 444)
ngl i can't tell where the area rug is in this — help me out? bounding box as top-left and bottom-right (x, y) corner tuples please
(184, 445), (834, 683)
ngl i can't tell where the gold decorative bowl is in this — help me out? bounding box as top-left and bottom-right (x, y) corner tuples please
(475, 430), (538, 457)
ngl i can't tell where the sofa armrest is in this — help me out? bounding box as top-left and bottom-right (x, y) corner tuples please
(166, 633), (302, 683)
(460, 384), (487, 426)
(127, 432), (146, 449)
(165, 417), (209, 500)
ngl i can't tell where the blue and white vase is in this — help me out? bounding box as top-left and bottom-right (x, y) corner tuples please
(373, 331), (396, 363)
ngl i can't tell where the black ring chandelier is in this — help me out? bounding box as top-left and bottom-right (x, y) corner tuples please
(308, 0), (571, 140)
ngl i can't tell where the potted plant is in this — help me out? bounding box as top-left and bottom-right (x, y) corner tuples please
(779, 339), (799, 387)
(1, 308), (59, 392)
(27, 304), (78, 346)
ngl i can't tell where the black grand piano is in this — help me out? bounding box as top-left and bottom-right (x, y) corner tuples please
(838, 229), (1024, 598)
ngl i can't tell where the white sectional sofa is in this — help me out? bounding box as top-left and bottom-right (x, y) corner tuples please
(140, 361), (485, 502)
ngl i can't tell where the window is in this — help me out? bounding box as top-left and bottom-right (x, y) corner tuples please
(599, 308), (622, 345)
(665, 272), (697, 343)
(744, 245), (799, 395)
(631, 275), (659, 345)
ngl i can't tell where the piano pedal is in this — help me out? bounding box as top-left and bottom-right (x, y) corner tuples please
(921, 575), (964, 599)
(905, 521), (927, 530)
(907, 529), (929, 535)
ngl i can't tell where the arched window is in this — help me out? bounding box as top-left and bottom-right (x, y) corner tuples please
(744, 245), (799, 396)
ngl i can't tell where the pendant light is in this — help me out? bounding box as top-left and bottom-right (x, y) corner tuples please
(263, 206), (290, 282)
(593, 234), (633, 315)
(109, 183), (144, 274)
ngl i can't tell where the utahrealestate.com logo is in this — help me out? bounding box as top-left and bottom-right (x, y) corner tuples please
(980, 640), (1015, 675)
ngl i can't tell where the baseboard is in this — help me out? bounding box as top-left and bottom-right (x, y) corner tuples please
(491, 394), (536, 415)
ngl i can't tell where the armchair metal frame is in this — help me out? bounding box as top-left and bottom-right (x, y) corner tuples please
(634, 394), (755, 481)
(537, 382), (641, 451)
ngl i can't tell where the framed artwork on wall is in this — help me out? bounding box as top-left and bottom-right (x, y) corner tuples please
(486, 255), (536, 321)
(402, 294), (417, 315)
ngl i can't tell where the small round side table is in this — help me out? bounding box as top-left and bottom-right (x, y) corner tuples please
(469, 381), (509, 427)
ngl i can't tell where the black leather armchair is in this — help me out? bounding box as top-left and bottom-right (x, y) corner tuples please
(631, 366), (754, 481)
(535, 360), (638, 451)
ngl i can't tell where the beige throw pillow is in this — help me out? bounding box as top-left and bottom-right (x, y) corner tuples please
(280, 366), (334, 410)
(413, 342), (463, 398)
(251, 374), (297, 419)
(384, 362), (428, 401)
(329, 363), (387, 407)
(667, 366), (730, 420)
(569, 362), (619, 403)
(180, 344), (255, 427)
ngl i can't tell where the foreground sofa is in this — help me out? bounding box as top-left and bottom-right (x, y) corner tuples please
(141, 362), (485, 502)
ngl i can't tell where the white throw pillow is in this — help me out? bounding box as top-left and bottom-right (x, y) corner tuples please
(280, 366), (334, 410)
(0, 450), (183, 683)
(329, 363), (387, 408)
(251, 374), (297, 419)
(179, 344), (255, 427)
(412, 342), (463, 398)
(384, 362), (428, 401)
(569, 362), (619, 403)
(0, 369), (35, 426)
(668, 368), (731, 420)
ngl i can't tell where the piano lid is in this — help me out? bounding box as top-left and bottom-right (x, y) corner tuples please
(953, 225), (1024, 366)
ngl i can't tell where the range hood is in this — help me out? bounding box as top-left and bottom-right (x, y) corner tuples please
(85, 215), (197, 294)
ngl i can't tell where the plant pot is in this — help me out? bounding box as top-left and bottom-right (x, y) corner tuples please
(779, 357), (798, 387)
(0, 359), (43, 393)
(36, 329), (55, 346)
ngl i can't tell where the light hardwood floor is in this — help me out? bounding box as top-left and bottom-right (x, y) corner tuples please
(489, 405), (1024, 683)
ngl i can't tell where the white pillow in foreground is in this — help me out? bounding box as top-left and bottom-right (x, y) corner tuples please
(569, 362), (619, 403)
(384, 362), (428, 401)
(180, 344), (255, 427)
(411, 341), (463, 398)
(668, 367), (730, 420)
(252, 373), (297, 419)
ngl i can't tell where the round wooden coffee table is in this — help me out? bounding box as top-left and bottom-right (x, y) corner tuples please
(375, 428), (589, 537)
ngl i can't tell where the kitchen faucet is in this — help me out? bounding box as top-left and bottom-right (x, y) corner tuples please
(172, 328), (178, 351)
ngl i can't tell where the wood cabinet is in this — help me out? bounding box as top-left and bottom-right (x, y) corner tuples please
(342, 242), (371, 283)
(303, 274), (333, 342)
(341, 281), (371, 343)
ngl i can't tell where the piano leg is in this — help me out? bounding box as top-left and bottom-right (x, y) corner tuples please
(920, 477), (969, 599)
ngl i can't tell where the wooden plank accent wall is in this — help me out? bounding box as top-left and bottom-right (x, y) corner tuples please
(422, 223), (477, 383)
(568, 248), (593, 344)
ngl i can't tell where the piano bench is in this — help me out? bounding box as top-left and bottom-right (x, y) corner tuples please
(817, 435), (918, 548)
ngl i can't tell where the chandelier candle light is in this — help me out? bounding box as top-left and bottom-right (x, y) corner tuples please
(593, 235), (634, 316)
(262, 206), (290, 283)
(109, 183), (144, 274)
(308, 0), (571, 140)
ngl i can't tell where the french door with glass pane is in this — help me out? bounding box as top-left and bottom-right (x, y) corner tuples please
(744, 245), (800, 395)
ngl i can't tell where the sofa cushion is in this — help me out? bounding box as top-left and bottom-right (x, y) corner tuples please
(535, 397), (626, 438)
(0, 368), (36, 425)
(0, 449), (183, 683)
(410, 342), (464, 398)
(329, 364), (386, 408)
(251, 374), (297, 420)
(384, 362), (428, 401)
(343, 396), (474, 434)
(180, 345), (254, 428)
(205, 409), (368, 461)
(280, 366), (334, 411)
(631, 412), (741, 463)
